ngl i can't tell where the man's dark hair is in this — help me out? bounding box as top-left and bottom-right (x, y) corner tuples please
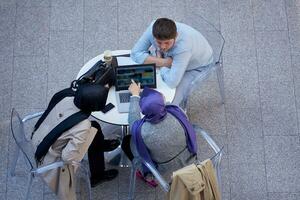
(152, 18), (177, 40)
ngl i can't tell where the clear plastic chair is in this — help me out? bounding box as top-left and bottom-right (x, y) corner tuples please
(181, 15), (225, 111)
(128, 124), (223, 200)
(9, 108), (92, 200)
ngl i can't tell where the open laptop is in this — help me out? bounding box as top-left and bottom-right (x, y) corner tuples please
(115, 63), (156, 113)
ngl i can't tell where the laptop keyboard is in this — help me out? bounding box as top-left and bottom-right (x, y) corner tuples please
(119, 92), (131, 103)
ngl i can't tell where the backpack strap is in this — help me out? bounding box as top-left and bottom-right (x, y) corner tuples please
(33, 88), (75, 133)
(35, 110), (90, 163)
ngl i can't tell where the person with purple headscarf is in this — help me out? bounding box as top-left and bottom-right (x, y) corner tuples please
(121, 80), (198, 186)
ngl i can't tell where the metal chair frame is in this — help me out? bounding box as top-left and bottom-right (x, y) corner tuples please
(181, 15), (226, 111)
(10, 108), (92, 200)
(128, 124), (223, 200)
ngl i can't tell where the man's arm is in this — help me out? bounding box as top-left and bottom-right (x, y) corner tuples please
(61, 121), (97, 163)
(131, 22), (173, 67)
(131, 24), (153, 64)
(160, 51), (192, 88)
(144, 55), (173, 67)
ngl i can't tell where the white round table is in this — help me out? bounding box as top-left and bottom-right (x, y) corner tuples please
(77, 50), (176, 126)
(77, 50), (176, 166)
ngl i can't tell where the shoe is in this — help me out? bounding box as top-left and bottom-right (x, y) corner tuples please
(103, 139), (120, 152)
(136, 170), (158, 188)
(90, 169), (118, 188)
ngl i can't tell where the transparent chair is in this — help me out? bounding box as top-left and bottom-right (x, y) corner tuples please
(181, 15), (225, 111)
(128, 124), (223, 200)
(9, 108), (92, 200)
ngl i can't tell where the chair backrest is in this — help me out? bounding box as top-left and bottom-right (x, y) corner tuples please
(10, 108), (38, 170)
(128, 124), (223, 199)
(189, 14), (225, 65)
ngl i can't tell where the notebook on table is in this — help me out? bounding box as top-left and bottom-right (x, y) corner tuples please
(115, 63), (156, 113)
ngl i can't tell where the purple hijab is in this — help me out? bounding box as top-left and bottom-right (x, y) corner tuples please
(131, 88), (197, 173)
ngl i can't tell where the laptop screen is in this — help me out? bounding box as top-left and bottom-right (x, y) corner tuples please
(115, 64), (156, 91)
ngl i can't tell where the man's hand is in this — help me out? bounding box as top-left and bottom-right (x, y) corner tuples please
(128, 79), (141, 96)
(144, 56), (173, 68)
(163, 57), (173, 67)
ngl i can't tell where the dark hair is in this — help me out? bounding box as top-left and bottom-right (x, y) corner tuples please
(74, 83), (109, 112)
(152, 18), (177, 40)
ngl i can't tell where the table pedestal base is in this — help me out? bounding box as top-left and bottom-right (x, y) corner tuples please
(105, 125), (131, 167)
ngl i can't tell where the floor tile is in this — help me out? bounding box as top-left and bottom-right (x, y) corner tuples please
(0, 55), (13, 120)
(84, 5), (117, 32)
(51, 0), (83, 7)
(291, 55), (300, 133)
(48, 31), (83, 99)
(226, 106), (263, 137)
(231, 192), (267, 200)
(286, 3), (300, 31)
(0, 122), (9, 193)
(265, 136), (300, 192)
(151, 1), (185, 23)
(229, 135), (265, 165)
(15, 6), (49, 56)
(118, 30), (144, 51)
(252, 0), (287, 31)
(12, 56), (48, 109)
(184, 0), (220, 31)
(188, 78), (227, 136)
(85, 0), (117, 7)
(91, 174), (118, 200)
(118, 167), (152, 194)
(230, 162), (267, 197)
(260, 79), (298, 136)
(0, 6), (16, 61)
(119, 192), (155, 200)
(50, 0), (83, 31)
(118, 0), (151, 32)
(268, 192), (300, 200)
(84, 29), (118, 63)
(255, 31), (291, 81)
(7, 175), (44, 200)
(289, 30), (300, 56)
(0, 0), (16, 7)
(220, 0), (254, 32)
(16, 0), (50, 7)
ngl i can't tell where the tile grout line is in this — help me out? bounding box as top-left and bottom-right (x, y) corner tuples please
(6, 2), (18, 199)
(43, 2), (52, 199)
(83, 0), (85, 67)
(250, 0), (269, 198)
(117, 2), (120, 199)
(117, 0), (120, 50)
(216, 0), (231, 198)
(283, 0), (300, 141)
(44, 0), (52, 114)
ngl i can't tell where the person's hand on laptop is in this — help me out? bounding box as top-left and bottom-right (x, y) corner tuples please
(128, 79), (141, 96)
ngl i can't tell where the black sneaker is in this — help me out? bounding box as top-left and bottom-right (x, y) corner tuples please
(90, 169), (118, 188)
(103, 139), (120, 152)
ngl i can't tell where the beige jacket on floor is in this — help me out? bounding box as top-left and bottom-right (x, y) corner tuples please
(32, 97), (97, 200)
(167, 159), (221, 200)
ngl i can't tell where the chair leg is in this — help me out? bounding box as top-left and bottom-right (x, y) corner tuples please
(128, 160), (138, 200)
(10, 145), (20, 176)
(25, 173), (34, 200)
(83, 166), (92, 200)
(216, 63), (225, 104)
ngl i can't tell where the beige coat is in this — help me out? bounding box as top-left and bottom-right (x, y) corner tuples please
(167, 160), (221, 200)
(32, 97), (97, 200)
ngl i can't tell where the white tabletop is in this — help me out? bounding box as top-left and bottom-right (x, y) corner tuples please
(77, 50), (176, 125)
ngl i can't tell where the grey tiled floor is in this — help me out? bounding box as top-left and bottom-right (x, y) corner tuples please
(1, 0), (300, 199)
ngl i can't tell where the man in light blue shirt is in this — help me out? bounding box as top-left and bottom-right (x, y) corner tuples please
(131, 18), (213, 106)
